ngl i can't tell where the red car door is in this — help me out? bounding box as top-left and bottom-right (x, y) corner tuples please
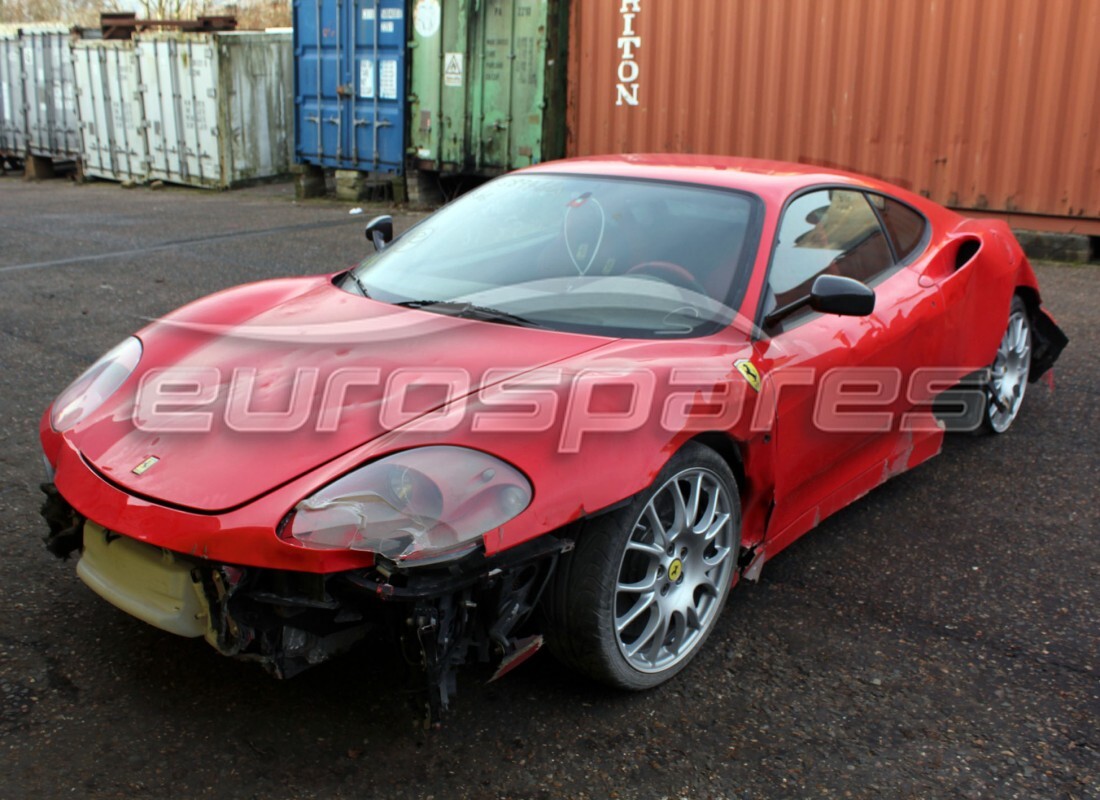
(749, 188), (944, 559)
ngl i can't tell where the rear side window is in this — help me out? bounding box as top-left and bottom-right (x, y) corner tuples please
(768, 189), (894, 310)
(873, 195), (926, 261)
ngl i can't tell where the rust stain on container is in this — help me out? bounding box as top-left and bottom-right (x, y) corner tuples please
(567, 0), (1100, 223)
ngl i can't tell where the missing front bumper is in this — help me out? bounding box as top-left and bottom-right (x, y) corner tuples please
(43, 489), (569, 721)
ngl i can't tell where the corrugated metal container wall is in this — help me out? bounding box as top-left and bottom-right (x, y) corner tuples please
(71, 40), (149, 182)
(567, 0), (1100, 227)
(0, 26), (26, 156)
(21, 24), (80, 158)
(293, 0), (407, 173)
(408, 0), (568, 175)
(466, 0), (568, 172)
(218, 33), (294, 183)
(408, 0), (466, 171)
(136, 32), (293, 189)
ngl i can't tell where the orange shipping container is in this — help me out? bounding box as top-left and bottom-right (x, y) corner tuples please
(566, 0), (1100, 233)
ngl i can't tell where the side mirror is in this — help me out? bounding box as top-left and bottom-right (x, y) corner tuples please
(809, 274), (875, 316)
(764, 274), (875, 328)
(365, 215), (393, 251)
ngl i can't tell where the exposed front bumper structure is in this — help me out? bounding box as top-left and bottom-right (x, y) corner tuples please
(41, 484), (569, 721)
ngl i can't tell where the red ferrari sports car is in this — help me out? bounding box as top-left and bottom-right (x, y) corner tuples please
(39, 155), (1066, 716)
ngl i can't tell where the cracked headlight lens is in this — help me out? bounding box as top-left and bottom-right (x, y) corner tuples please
(283, 446), (532, 565)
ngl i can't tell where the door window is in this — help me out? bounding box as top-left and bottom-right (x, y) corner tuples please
(768, 189), (894, 315)
(870, 194), (927, 261)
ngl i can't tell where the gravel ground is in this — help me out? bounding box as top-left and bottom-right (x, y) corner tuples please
(0, 176), (1096, 800)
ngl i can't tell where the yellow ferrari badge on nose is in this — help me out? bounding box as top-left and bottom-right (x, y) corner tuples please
(734, 359), (762, 392)
(132, 456), (159, 475)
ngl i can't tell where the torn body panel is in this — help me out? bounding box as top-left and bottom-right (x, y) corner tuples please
(48, 485), (568, 720)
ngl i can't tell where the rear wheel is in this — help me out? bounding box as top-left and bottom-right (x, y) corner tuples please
(545, 443), (739, 689)
(980, 296), (1032, 434)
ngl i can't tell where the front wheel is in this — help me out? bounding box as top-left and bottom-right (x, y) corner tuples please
(544, 443), (740, 690)
(980, 296), (1032, 434)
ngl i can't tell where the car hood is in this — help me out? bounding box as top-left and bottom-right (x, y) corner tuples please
(68, 275), (614, 513)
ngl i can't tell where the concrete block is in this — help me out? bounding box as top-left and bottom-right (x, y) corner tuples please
(1013, 230), (1090, 264)
(294, 164), (326, 199)
(335, 169), (367, 201)
(24, 155), (55, 181)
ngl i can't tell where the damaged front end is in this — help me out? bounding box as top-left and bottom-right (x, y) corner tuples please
(41, 484), (570, 721)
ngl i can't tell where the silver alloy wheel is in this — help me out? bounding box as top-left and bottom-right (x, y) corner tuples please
(614, 467), (736, 673)
(988, 305), (1032, 433)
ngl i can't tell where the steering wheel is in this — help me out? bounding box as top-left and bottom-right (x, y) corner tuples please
(625, 261), (707, 295)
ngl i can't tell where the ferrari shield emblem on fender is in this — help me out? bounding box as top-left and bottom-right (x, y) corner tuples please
(132, 456), (159, 475)
(734, 359), (762, 392)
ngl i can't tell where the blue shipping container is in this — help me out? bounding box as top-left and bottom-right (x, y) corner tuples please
(293, 0), (405, 173)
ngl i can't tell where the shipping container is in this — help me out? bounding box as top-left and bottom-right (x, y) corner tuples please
(567, 0), (1100, 232)
(71, 40), (148, 182)
(0, 25), (26, 157)
(407, 0), (568, 176)
(293, 0), (407, 173)
(20, 23), (80, 159)
(135, 31), (293, 189)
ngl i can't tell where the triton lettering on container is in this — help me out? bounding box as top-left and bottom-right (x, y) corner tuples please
(293, 0), (406, 173)
(71, 40), (149, 182)
(135, 31), (293, 189)
(566, 0), (1100, 235)
(407, 0), (567, 180)
(0, 25), (26, 160)
(20, 24), (80, 160)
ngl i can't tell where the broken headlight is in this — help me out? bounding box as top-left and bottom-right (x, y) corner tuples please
(50, 336), (142, 432)
(283, 446), (532, 565)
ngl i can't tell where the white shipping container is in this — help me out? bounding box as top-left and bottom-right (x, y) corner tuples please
(71, 40), (148, 182)
(0, 25), (25, 156)
(135, 31), (292, 189)
(21, 24), (80, 159)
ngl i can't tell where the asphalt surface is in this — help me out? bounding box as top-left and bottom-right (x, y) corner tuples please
(0, 176), (1096, 800)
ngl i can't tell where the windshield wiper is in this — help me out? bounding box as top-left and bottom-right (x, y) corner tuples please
(344, 270), (371, 298)
(395, 300), (541, 328)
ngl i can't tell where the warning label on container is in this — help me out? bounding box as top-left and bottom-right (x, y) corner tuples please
(362, 7), (404, 21)
(381, 21), (394, 33)
(414, 0), (441, 38)
(444, 52), (463, 88)
(359, 59), (374, 99)
(379, 59), (398, 100)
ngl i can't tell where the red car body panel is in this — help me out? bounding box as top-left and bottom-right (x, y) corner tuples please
(41, 155), (1058, 578)
(66, 275), (614, 512)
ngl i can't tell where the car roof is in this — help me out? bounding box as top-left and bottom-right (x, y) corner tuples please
(521, 154), (931, 210)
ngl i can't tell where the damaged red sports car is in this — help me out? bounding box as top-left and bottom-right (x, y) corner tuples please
(39, 155), (1066, 717)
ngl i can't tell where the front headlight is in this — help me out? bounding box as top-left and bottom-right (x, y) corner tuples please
(282, 446), (533, 565)
(50, 336), (143, 432)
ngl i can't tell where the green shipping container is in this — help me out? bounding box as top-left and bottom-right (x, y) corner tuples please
(407, 0), (567, 176)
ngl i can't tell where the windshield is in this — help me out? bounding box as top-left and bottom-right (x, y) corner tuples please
(347, 173), (763, 338)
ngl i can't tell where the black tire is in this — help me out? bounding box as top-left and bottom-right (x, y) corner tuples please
(544, 442), (740, 690)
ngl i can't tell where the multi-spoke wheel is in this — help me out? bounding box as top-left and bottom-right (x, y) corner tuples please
(980, 296), (1032, 434)
(544, 443), (739, 689)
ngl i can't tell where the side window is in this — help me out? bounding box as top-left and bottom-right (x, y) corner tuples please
(874, 195), (927, 261)
(768, 189), (893, 311)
